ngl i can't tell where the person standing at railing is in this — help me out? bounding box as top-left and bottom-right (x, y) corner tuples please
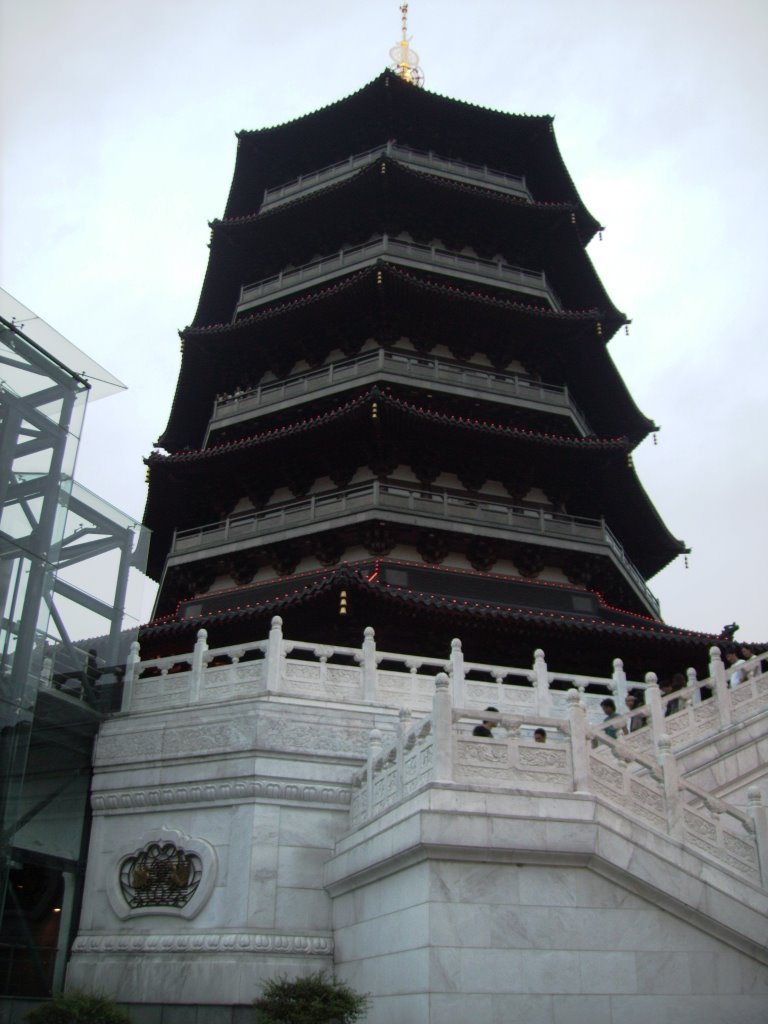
(473, 706), (498, 737)
(600, 698), (620, 739)
(725, 651), (746, 688)
(660, 675), (685, 716)
(740, 645), (764, 679)
(624, 690), (647, 731)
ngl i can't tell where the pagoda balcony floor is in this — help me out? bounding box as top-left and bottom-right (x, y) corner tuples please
(169, 481), (659, 617)
(260, 140), (532, 211)
(206, 349), (591, 442)
(235, 235), (561, 317)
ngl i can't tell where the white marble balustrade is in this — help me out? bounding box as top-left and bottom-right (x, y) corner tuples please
(123, 620), (767, 754)
(349, 676), (768, 889)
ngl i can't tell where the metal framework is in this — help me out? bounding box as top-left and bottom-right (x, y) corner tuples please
(0, 300), (147, 996)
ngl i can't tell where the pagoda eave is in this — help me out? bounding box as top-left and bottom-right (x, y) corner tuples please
(161, 269), (639, 452)
(207, 168), (610, 316)
(225, 72), (600, 237)
(139, 560), (717, 677)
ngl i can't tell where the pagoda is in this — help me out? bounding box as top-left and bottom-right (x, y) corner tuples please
(67, 29), (768, 1018)
(142, 55), (713, 676)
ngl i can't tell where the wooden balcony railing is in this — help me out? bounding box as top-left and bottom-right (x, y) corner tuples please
(235, 235), (561, 317)
(208, 349), (592, 437)
(260, 141), (531, 211)
(170, 480), (659, 616)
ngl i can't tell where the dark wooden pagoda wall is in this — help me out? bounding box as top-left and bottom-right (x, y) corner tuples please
(141, 72), (689, 669)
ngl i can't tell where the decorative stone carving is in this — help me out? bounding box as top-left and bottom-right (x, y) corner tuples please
(119, 841), (202, 910)
(163, 722), (251, 757)
(693, 704), (717, 726)
(684, 809), (717, 841)
(589, 757), (623, 791)
(95, 730), (164, 764)
(722, 830), (758, 865)
(107, 828), (217, 921)
(257, 718), (369, 756)
(457, 740), (508, 766)
(519, 747), (568, 770)
(629, 780), (664, 814)
(92, 779), (352, 814)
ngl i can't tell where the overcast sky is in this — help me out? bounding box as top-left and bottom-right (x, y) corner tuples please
(1, 0), (766, 646)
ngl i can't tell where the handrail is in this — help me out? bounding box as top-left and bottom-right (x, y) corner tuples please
(260, 141), (531, 211)
(587, 724), (753, 833)
(170, 480), (659, 615)
(209, 349), (591, 436)
(235, 235), (561, 315)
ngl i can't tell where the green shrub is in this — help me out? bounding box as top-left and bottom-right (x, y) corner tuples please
(25, 988), (131, 1024)
(253, 970), (369, 1023)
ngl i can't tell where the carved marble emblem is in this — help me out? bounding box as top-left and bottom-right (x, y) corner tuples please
(120, 841), (202, 909)
(108, 827), (217, 920)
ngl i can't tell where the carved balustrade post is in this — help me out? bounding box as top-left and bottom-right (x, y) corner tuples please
(644, 673), (663, 757)
(450, 638), (465, 707)
(686, 667), (700, 705)
(567, 690), (590, 793)
(611, 658), (628, 709)
(747, 787), (768, 887)
(532, 649), (551, 714)
(266, 616), (284, 691)
(709, 647), (732, 729)
(396, 708), (411, 803)
(121, 640), (141, 712)
(658, 735), (683, 839)
(367, 728), (383, 819)
(433, 673), (454, 783)
(361, 627), (379, 701)
(190, 629), (209, 703)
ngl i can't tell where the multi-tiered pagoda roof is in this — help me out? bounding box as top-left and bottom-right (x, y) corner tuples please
(142, 71), (709, 675)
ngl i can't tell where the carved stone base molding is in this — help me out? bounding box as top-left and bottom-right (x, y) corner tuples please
(92, 779), (352, 814)
(72, 932), (333, 955)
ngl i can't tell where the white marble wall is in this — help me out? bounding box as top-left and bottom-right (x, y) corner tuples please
(333, 860), (768, 1024)
(67, 696), (384, 1004)
(69, 648), (768, 1017)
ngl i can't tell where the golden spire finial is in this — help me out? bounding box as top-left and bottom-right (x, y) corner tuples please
(389, 3), (424, 87)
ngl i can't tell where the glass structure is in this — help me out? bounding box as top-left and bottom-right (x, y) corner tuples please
(0, 294), (149, 997)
